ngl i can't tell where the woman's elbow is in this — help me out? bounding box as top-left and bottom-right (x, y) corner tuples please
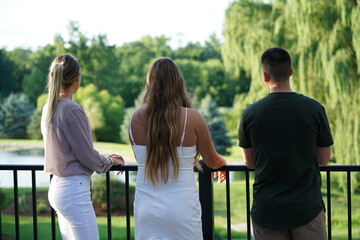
(204, 156), (226, 169)
(245, 161), (255, 169)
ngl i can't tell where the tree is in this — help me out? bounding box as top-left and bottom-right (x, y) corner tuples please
(223, 0), (360, 189)
(21, 41), (65, 103)
(73, 84), (125, 142)
(27, 94), (48, 140)
(95, 90), (125, 142)
(116, 35), (172, 107)
(0, 49), (17, 99)
(6, 48), (33, 94)
(198, 95), (232, 155)
(175, 59), (202, 96)
(119, 91), (145, 143)
(196, 59), (240, 107)
(0, 93), (34, 139)
(27, 110), (42, 140)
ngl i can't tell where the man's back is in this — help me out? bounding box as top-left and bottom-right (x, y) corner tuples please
(239, 92), (333, 229)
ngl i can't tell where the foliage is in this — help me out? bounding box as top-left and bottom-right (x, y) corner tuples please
(36, 93), (48, 111)
(223, 0), (360, 190)
(5, 48), (32, 96)
(73, 83), (125, 142)
(36, 199), (48, 214)
(27, 94), (47, 140)
(116, 35), (172, 107)
(223, 0), (360, 158)
(0, 93), (34, 139)
(198, 95), (232, 155)
(21, 42), (65, 103)
(0, 188), (5, 209)
(119, 91), (144, 143)
(18, 195), (29, 214)
(27, 109), (42, 140)
(91, 176), (135, 211)
(0, 49), (18, 99)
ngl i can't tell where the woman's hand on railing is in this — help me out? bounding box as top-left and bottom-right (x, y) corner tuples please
(213, 171), (226, 184)
(106, 154), (125, 175)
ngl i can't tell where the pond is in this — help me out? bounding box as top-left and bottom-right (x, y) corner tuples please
(0, 149), (50, 187)
(0, 149), (132, 187)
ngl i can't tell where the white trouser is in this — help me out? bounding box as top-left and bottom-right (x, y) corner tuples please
(48, 175), (99, 240)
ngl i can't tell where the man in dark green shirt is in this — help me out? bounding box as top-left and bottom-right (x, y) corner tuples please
(238, 48), (333, 240)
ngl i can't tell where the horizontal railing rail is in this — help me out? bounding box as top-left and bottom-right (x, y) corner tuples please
(0, 164), (359, 240)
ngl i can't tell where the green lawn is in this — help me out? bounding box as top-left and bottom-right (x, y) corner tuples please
(1, 214), (135, 240)
(1, 179), (359, 239)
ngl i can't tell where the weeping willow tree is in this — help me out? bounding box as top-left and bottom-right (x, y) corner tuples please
(223, 0), (360, 189)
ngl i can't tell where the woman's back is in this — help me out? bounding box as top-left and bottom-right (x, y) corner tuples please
(130, 106), (203, 240)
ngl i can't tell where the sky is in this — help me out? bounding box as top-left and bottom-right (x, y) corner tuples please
(0, 0), (233, 50)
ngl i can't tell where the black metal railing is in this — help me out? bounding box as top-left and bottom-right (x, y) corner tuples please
(0, 164), (359, 240)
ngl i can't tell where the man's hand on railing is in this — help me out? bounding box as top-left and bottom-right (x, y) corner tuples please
(213, 171), (226, 184)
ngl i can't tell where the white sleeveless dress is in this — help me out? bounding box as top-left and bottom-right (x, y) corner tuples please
(130, 108), (203, 240)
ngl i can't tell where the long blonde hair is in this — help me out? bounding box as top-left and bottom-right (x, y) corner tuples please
(143, 57), (196, 185)
(45, 54), (80, 125)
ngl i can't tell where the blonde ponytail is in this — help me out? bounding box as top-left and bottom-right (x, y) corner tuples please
(46, 63), (63, 124)
(45, 54), (80, 125)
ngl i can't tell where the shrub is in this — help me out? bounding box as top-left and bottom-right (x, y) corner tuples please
(18, 195), (29, 213)
(91, 176), (135, 212)
(0, 189), (5, 209)
(36, 199), (48, 214)
(0, 93), (34, 139)
(27, 109), (42, 139)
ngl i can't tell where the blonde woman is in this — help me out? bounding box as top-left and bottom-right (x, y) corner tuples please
(128, 57), (227, 239)
(41, 54), (125, 240)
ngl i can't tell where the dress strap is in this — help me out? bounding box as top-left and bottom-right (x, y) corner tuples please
(129, 114), (136, 145)
(180, 107), (188, 147)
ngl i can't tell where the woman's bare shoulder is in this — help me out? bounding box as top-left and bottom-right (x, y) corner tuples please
(187, 108), (204, 121)
(132, 106), (147, 120)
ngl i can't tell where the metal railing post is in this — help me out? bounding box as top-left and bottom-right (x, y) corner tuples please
(50, 175), (56, 240)
(198, 161), (214, 240)
(13, 170), (19, 240)
(106, 172), (112, 240)
(31, 170), (38, 240)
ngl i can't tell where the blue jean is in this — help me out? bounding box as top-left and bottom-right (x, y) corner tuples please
(48, 175), (99, 240)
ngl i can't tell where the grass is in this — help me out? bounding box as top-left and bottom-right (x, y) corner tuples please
(1, 179), (359, 239)
(1, 214), (135, 240)
(93, 142), (135, 163)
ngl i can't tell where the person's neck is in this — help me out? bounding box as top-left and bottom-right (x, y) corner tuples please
(269, 85), (292, 93)
(267, 80), (292, 93)
(59, 89), (74, 100)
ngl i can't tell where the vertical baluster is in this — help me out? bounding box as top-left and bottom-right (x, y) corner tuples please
(347, 171), (352, 240)
(226, 170), (231, 240)
(125, 170), (131, 240)
(245, 170), (251, 240)
(31, 170), (38, 240)
(326, 171), (331, 240)
(13, 170), (19, 240)
(106, 172), (112, 240)
(50, 175), (56, 240)
(198, 161), (214, 239)
(0, 198), (2, 238)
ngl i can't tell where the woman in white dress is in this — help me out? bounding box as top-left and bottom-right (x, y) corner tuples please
(129, 57), (227, 240)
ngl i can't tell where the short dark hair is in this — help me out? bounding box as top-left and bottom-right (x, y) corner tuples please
(261, 48), (291, 82)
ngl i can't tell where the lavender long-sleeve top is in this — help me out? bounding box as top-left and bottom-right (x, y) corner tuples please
(41, 98), (112, 177)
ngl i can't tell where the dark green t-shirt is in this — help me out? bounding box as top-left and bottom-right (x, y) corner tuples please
(238, 92), (333, 229)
